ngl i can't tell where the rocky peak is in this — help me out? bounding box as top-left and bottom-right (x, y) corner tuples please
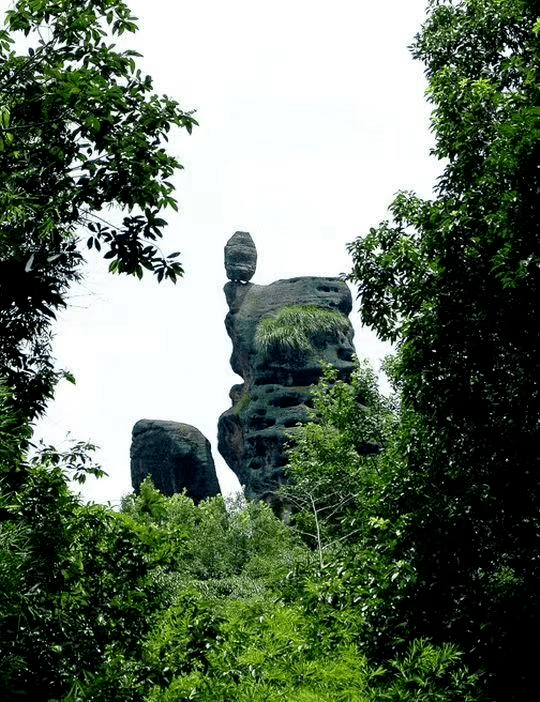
(218, 235), (356, 501)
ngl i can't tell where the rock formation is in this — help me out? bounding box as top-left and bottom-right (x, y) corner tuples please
(129, 231), (356, 505)
(218, 242), (356, 501)
(224, 231), (257, 282)
(131, 419), (220, 503)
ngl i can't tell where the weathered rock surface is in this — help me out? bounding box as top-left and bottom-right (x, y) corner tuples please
(225, 231), (257, 282)
(131, 419), (220, 502)
(218, 275), (356, 501)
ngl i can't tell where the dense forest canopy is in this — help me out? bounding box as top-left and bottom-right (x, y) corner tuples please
(1, 0), (539, 700)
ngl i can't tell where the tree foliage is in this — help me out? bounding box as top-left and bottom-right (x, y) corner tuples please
(0, 0), (196, 419)
(0, 369), (483, 702)
(347, 1), (540, 697)
(279, 360), (393, 566)
(0, 437), (156, 700)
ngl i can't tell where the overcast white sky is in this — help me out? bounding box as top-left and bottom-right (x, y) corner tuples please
(35, 0), (440, 504)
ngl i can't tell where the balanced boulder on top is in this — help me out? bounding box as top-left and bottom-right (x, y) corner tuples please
(224, 231), (257, 282)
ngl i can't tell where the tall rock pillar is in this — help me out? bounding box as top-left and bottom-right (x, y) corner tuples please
(218, 231), (356, 501)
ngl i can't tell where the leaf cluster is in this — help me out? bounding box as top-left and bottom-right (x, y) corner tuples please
(0, 0), (196, 418)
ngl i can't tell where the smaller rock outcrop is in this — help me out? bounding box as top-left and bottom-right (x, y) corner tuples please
(131, 420), (220, 502)
(225, 231), (257, 282)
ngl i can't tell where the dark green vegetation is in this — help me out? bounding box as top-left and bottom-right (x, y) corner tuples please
(0, 372), (482, 701)
(0, 0), (195, 420)
(347, 0), (540, 698)
(1, 0), (538, 700)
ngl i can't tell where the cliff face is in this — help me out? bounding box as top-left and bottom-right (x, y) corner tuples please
(218, 275), (356, 501)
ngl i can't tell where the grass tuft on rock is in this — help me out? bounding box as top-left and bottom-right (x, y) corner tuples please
(255, 305), (349, 355)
